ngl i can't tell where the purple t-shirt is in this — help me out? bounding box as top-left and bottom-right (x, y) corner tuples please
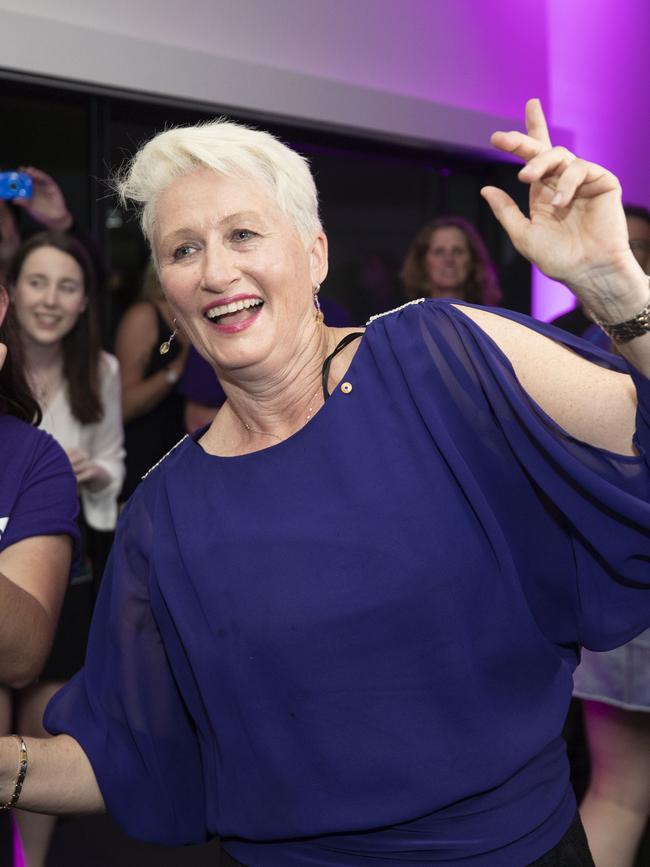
(0, 415), (79, 555)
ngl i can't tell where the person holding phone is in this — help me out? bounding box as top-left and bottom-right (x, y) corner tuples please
(0, 166), (98, 287)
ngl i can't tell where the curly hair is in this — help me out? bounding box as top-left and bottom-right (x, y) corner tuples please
(401, 216), (502, 306)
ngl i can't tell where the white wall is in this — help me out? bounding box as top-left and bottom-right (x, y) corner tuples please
(0, 0), (558, 153)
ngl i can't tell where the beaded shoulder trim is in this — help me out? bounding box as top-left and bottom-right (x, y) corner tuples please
(141, 434), (189, 481)
(366, 297), (427, 325)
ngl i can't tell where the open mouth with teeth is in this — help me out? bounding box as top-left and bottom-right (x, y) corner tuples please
(204, 297), (264, 330)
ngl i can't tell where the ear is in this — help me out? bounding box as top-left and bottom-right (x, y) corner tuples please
(0, 285), (8, 328)
(309, 231), (329, 287)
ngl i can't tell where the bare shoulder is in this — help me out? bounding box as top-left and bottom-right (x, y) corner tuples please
(115, 302), (158, 344)
(453, 304), (638, 456)
(115, 302), (159, 369)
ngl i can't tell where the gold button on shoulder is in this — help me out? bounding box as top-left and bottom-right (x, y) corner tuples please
(341, 382), (353, 394)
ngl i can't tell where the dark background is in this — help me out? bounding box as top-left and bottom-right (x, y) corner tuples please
(5, 70), (530, 348)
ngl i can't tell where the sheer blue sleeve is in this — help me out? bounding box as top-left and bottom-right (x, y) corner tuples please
(449, 303), (650, 650)
(374, 300), (650, 653)
(44, 483), (209, 844)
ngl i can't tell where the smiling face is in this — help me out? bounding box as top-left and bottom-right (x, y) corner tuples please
(154, 167), (327, 380)
(424, 226), (473, 299)
(12, 245), (87, 349)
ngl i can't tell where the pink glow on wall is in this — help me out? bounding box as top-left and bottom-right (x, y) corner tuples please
(11, 814), (26, 867)
(533, 0), (650, 321)
(531, 270), (575, 322)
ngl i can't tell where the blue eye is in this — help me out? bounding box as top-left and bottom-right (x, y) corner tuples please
(232, 229), (257, 242)
(173, 244), (195, 260)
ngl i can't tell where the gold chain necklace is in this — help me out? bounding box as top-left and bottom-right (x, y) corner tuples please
(239, 385), (322, 443)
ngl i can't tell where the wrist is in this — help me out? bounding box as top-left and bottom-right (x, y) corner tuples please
(569, 258), (650, 324)
(0, 736), (28, 811)
(588, 280), (650, 344)
(0, 738), (14, 799)
(43, 212), (74, 232)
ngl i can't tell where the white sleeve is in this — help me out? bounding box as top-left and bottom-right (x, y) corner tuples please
(80, 353), (126, 531)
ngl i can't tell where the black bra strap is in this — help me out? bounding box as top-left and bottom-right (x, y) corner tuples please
(321, 332), (364, 400)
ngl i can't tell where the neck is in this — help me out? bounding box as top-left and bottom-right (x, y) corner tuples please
(233, 325), (332, 434)
(204, 321), (342, 455)
(23, 336), (63, 376)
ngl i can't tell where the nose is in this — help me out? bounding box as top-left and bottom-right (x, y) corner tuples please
(200, 244), (240, 293)
(43, 284), (58, 306)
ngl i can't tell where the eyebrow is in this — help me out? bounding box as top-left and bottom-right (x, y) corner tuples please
(26, 271), (81, 284)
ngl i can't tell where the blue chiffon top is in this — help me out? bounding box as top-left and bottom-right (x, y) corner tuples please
(46, 300), (650, 865)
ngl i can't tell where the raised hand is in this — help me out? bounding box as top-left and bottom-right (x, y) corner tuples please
(481, 99), (647, 319)
(13, 167), (73, 232)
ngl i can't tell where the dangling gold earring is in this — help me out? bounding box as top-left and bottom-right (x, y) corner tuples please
(313, 285), (324, 324)
(159, 319), (178, 355)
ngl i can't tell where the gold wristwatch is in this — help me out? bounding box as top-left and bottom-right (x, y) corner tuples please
(590, 279), (650, 343)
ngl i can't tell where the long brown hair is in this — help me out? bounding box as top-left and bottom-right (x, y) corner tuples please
(401, 216), (502, 306)
(7, 231), (103, 424)
(0, 287), (42, 424)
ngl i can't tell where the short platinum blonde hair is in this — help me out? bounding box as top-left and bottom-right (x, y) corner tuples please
(114, 118), (322, 248)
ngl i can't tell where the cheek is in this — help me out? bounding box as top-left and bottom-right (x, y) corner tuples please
(65, 296), (87, 318)
(159, 269), (195, 312)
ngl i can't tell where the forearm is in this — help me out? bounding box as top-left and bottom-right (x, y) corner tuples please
(0, 734), (104, 814)
(616, 332), (650, 380)
(122, 368), (177, 423)
(0, 573), (53, 688)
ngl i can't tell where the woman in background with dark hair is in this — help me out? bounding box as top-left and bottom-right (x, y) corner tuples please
(0, 279), (78, 863)
(7, 232), (125, 533)
(5, 230), (124, 867)
(401, 215), (502, 306)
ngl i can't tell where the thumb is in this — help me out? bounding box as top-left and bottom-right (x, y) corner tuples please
(0, 342), (6, 371)
(481, 186), (531, 255)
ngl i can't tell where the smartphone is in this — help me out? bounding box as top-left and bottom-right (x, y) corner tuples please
(0, 171), (33, 200)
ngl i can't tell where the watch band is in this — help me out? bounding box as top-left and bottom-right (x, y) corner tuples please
(590, 278), (650, 343)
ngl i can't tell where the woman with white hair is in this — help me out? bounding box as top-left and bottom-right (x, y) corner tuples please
(1, 99), (649, 866)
